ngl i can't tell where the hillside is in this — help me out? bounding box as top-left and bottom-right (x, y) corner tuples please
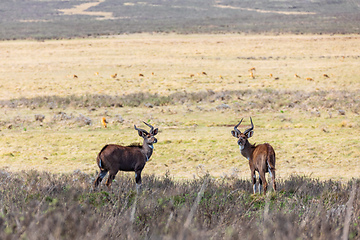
(0, 0), (359, 40)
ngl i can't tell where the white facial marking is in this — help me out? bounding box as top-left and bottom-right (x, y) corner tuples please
(149, 144), (154, 149)
(239, 145), (244, 151)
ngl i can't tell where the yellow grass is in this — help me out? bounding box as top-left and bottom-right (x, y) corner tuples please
(1, 34), (359, 99)
(0, 34), (359, 181)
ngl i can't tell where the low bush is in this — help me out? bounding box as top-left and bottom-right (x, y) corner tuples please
(0, 170), (358, 239)
(0, 89), (359, 114)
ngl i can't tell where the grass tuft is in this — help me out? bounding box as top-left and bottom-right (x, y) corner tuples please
(0, 170), (358, 239)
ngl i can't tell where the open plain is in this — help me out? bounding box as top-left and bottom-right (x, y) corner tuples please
(0, 34), (359, 181)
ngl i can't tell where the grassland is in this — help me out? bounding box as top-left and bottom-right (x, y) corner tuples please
(0, 34), (359, 182)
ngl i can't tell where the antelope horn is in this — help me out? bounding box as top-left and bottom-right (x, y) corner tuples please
(244, 117), (254, 135)
(234, 118), (243, 134)
(143, 121), (154, 134)
(134, 125), (148, 134)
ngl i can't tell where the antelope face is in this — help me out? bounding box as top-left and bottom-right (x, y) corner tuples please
(145, 133), (157, 147)
(237, 133), (248, 149)
(135, 122), (158, 149)
(231, 117), (254, 150)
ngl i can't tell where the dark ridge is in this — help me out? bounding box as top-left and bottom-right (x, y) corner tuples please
(0, 0), (360, 40)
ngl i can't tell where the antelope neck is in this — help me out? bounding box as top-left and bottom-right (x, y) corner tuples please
(142, 143), (154, 162)
(239, 141), (253, 160)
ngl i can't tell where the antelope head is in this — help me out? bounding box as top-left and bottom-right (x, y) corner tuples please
(231, 117), (254, 151)
(134, 121), (158, 148)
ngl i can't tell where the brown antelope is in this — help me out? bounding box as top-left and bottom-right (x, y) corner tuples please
(231, 117), (276, 194)
(101, 117), (107, 128)
(249, 71), (255, 79)
(111, 73), (117, 78)
(94, 122), (158, 191)
(249, 67), (255, 79)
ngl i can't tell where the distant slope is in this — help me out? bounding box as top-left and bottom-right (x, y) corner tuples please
(0, 0), (359, 39)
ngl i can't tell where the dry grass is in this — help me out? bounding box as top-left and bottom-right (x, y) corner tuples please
(0, 170), (358, 239)
(0, 34), (359, 181)
(0, 105), (358, 181)
(0, 34), (359, 99)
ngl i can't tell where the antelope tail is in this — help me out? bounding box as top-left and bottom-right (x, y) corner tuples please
(97, 155), (103, 169)
(97, 145), (108, 170)
(266, 143), (276, 171)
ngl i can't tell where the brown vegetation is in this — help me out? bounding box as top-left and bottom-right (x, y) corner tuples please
(0, 170), (358, 239)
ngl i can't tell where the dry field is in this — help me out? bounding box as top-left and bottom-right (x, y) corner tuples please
(0, 34), (359, 181)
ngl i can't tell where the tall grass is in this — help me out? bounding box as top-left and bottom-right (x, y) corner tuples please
(0, 170), (358, 239)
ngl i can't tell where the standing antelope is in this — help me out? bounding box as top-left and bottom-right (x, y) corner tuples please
(101, 117), (108, 128)
(249, 67), (255, 79)
(94, 122), (158, 191)
(231, 117), (276, 194)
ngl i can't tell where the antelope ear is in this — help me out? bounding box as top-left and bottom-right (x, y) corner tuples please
(137, 130), (146, 137)
(152, 128), (158, 136)
(247, 131), (254, 138)
(231, 130), (239, 138)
